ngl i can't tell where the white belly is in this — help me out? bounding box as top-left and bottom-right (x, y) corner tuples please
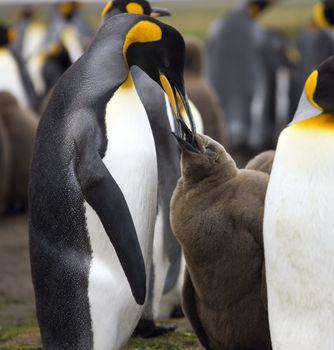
(0, 50), (29, 108)
(61, 25), (83, 63)
(22, 23), (47, 59)
(85, 79), (158, 350)
(264, 127), (334, 350)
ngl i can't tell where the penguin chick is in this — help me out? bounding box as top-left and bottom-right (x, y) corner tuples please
(0, 91), (37, 211)
(246, 150), (275, 175)
(171, 132), (271, 350)
(184, 36), (228, 147)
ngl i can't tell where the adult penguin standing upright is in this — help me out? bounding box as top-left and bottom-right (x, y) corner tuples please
(102, 1), (186, 338)
(46, 2), (92, 63)
(0, 24), (38, 111)
(29, 13), (195, 350)
(207, 0), (274, 155)
(264, 56), (334, 350)
(294, 0), (334, 111)
(13, 6), (48, 60)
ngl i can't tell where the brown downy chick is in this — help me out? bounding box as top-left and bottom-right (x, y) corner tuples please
(246, 150), (275, 175)
(185, 36), (229, 147)
(0, 91), (38, 211)
(171, 129), (271, 350)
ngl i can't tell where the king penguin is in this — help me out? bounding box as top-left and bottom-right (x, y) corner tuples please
(101, 1), (186, 337)
(0, 24), (38, 111)
(264, 56), (334, 350)
(207, 0), (273, 155)
(29, 13), (195, 350)
(171, 124), (271, 350)
(45, 2), (91, 64)
(13, 6), (48, 60)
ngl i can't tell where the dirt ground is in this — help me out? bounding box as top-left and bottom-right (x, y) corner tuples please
(0, 214), (36, 328)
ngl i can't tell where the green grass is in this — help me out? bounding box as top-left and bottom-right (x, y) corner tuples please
(0, 321), (201, 350)
(0, 322), (41, 350)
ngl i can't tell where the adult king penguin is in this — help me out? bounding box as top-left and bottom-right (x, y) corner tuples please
(29, 13), (195, 350)
(102, 0), (170, 19)
(102, 1), (185, 338)
(0, 24), (38, 111)
(264, 56), (334, 350)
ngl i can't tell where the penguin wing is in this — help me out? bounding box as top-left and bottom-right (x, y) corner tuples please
(183, 269), (212, 350)
(75, 133), (146, 306)
(131, 67), (181, 265)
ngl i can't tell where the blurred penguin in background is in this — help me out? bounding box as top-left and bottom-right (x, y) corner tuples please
(28, 41), (72, 109)
(0, 92), (37, 212)
(259, 30), (300, 149)
(0, 115), (10, 214)
(293, 0), (334, 113)
(207, 0), (274, 165)
(171, 128), (271, 350)
(246, 150), (275, 175)
(185, 36), (229, 147)
(13, 6), (48, 60)
(0, 24), (38, 111)
(46, 2), (92, 63)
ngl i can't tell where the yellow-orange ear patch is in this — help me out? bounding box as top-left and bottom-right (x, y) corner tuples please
(123, 21), (162, 57)
(305, 70), (322, 110)
(7, 28), (17, 44)
(59, 3), (75, 16)
(313, 2), (331, 28)
(101, 1), (113, 18)
(126, 2), (144, 14)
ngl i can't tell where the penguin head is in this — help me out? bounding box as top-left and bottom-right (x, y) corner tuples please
(293, 56), (334, 124)
(247, 0), (273, 17)
(102, 0), (170, 21)
(173, 120), (235, 181)
(16, 6), (34, 20)
(57, 1), (81, 20)
(123, 15), (196, 139)
(0, 25), (17, 47)
(313, 1), (334, 28)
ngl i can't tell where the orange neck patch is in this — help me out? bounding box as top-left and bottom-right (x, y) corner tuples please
(291, 113), (334, 132)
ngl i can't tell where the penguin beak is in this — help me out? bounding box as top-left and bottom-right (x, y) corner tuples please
(159, 74), (196, 144)
(172, 119), (199, 153)
(150, 8), (171, 18)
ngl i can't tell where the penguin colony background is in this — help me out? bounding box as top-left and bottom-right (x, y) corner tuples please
(1, 1), (334, 350)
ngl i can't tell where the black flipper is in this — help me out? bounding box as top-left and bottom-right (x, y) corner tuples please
(183, 269), (212, 350)
(131, 67), (181, 265)
(76, 131), (146, 305)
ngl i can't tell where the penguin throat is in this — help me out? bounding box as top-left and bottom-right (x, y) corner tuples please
(291, 113), (334, 132)
(120, 72), (135, 90)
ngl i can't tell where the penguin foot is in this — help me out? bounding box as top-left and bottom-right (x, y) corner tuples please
(171, 306), (184, 319)
(133, 319), (176, 338)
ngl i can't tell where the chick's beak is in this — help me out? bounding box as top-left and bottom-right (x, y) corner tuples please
(151, 7), (171, 17)
(159, 74), (196, 144)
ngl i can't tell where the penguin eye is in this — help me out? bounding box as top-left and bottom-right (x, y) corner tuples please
(162, 56), (170, 69)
